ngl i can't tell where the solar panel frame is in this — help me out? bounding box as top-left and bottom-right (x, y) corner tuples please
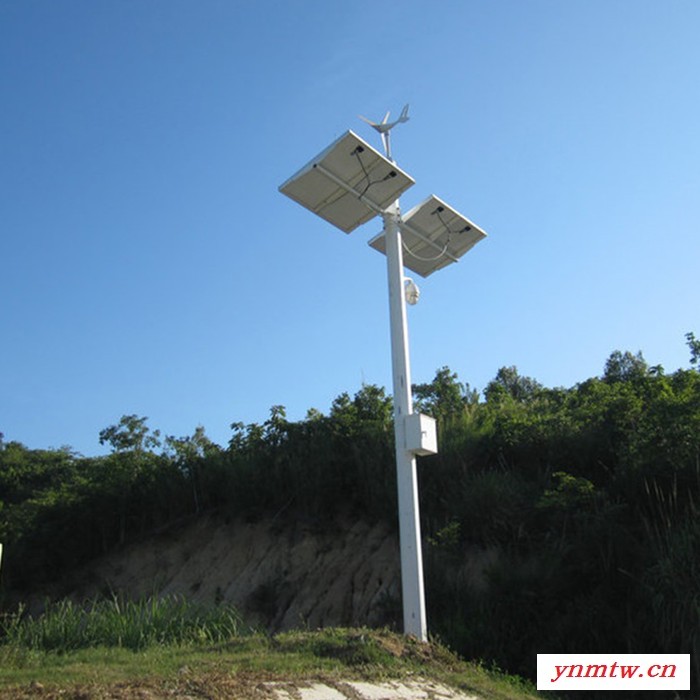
(368, 195), (487, 277)
(279, 131), (415, 234)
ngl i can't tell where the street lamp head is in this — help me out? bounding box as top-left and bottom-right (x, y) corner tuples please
(404, 277), (420, 305)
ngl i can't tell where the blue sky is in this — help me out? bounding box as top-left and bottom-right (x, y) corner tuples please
(2, 0), (699, 455)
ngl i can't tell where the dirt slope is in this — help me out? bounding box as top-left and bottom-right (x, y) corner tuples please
(57, 513), (402, 630)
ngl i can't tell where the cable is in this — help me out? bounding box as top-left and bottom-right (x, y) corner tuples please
(402, 206), (472, 261)
(352, 147), (396, 198)
(435, 208), (452, 233)
(402, 238), (448, 261)
(433, 206), (472, 237)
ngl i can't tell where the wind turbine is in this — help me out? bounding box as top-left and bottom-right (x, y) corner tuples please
(359, 104), (410, 160)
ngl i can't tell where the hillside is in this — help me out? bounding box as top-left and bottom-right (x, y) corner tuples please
(35, 513), (404, 631)
(0, 626), (542, 700)
(2, 353), (699, 694)
(3, 513), (542, 700)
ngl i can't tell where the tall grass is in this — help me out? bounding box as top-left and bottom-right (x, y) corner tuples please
(0, 595), (252, 652)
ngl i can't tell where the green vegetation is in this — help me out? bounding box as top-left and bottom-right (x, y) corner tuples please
(0, 604), (541, 699)
(1, 595), (251, 652)
(1, 335), (699, 697)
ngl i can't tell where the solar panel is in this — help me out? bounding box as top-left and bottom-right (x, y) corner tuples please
(368, 195), (487, 277)
(279, 131), (415, 234)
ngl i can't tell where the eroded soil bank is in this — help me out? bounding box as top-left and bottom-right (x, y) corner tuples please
(37, 513), (402, 631)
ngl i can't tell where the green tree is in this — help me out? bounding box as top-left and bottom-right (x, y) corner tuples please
(0, 442), (78, 506)
(352, 384), (393, 426)
(97, 416), (164, 544)
(413, 367), (476, 419)
(98, 415), (161, 453)
(603, 350), (648, 383)
(164, 426), (219, 513)
(484, 366), (542, 403)
(686, 331), (700, 367)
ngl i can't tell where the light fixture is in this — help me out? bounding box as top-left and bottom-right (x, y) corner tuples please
(404, 277), (420, 305)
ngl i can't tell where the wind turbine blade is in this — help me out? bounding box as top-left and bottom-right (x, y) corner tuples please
(358, 114), (378, 127)
(381, 111), (390, 124)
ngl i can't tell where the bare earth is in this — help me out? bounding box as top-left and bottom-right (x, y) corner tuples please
(5, 675), (481, 699)
(6, 514), (501, 700)
(35, 513), (403, 631)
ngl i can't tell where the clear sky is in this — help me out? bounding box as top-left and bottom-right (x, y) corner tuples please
(2, 0), (699, 455)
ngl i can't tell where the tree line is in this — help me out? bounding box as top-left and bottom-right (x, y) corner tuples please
(1, 334), (699, 692)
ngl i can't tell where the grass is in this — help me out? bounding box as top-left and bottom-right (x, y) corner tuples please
(0, 597), (549, 699)
(0, 594), (251, 651)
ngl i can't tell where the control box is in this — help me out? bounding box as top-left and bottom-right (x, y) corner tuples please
(404, 413), (438, 456)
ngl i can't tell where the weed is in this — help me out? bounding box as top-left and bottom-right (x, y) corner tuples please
(0, 595), (252, 652)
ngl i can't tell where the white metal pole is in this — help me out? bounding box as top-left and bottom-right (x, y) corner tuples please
(383, 202), (428, 641)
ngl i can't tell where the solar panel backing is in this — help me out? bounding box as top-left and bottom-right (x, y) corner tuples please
(279, 131), (415, 234)
(368, 195), (487, 277)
